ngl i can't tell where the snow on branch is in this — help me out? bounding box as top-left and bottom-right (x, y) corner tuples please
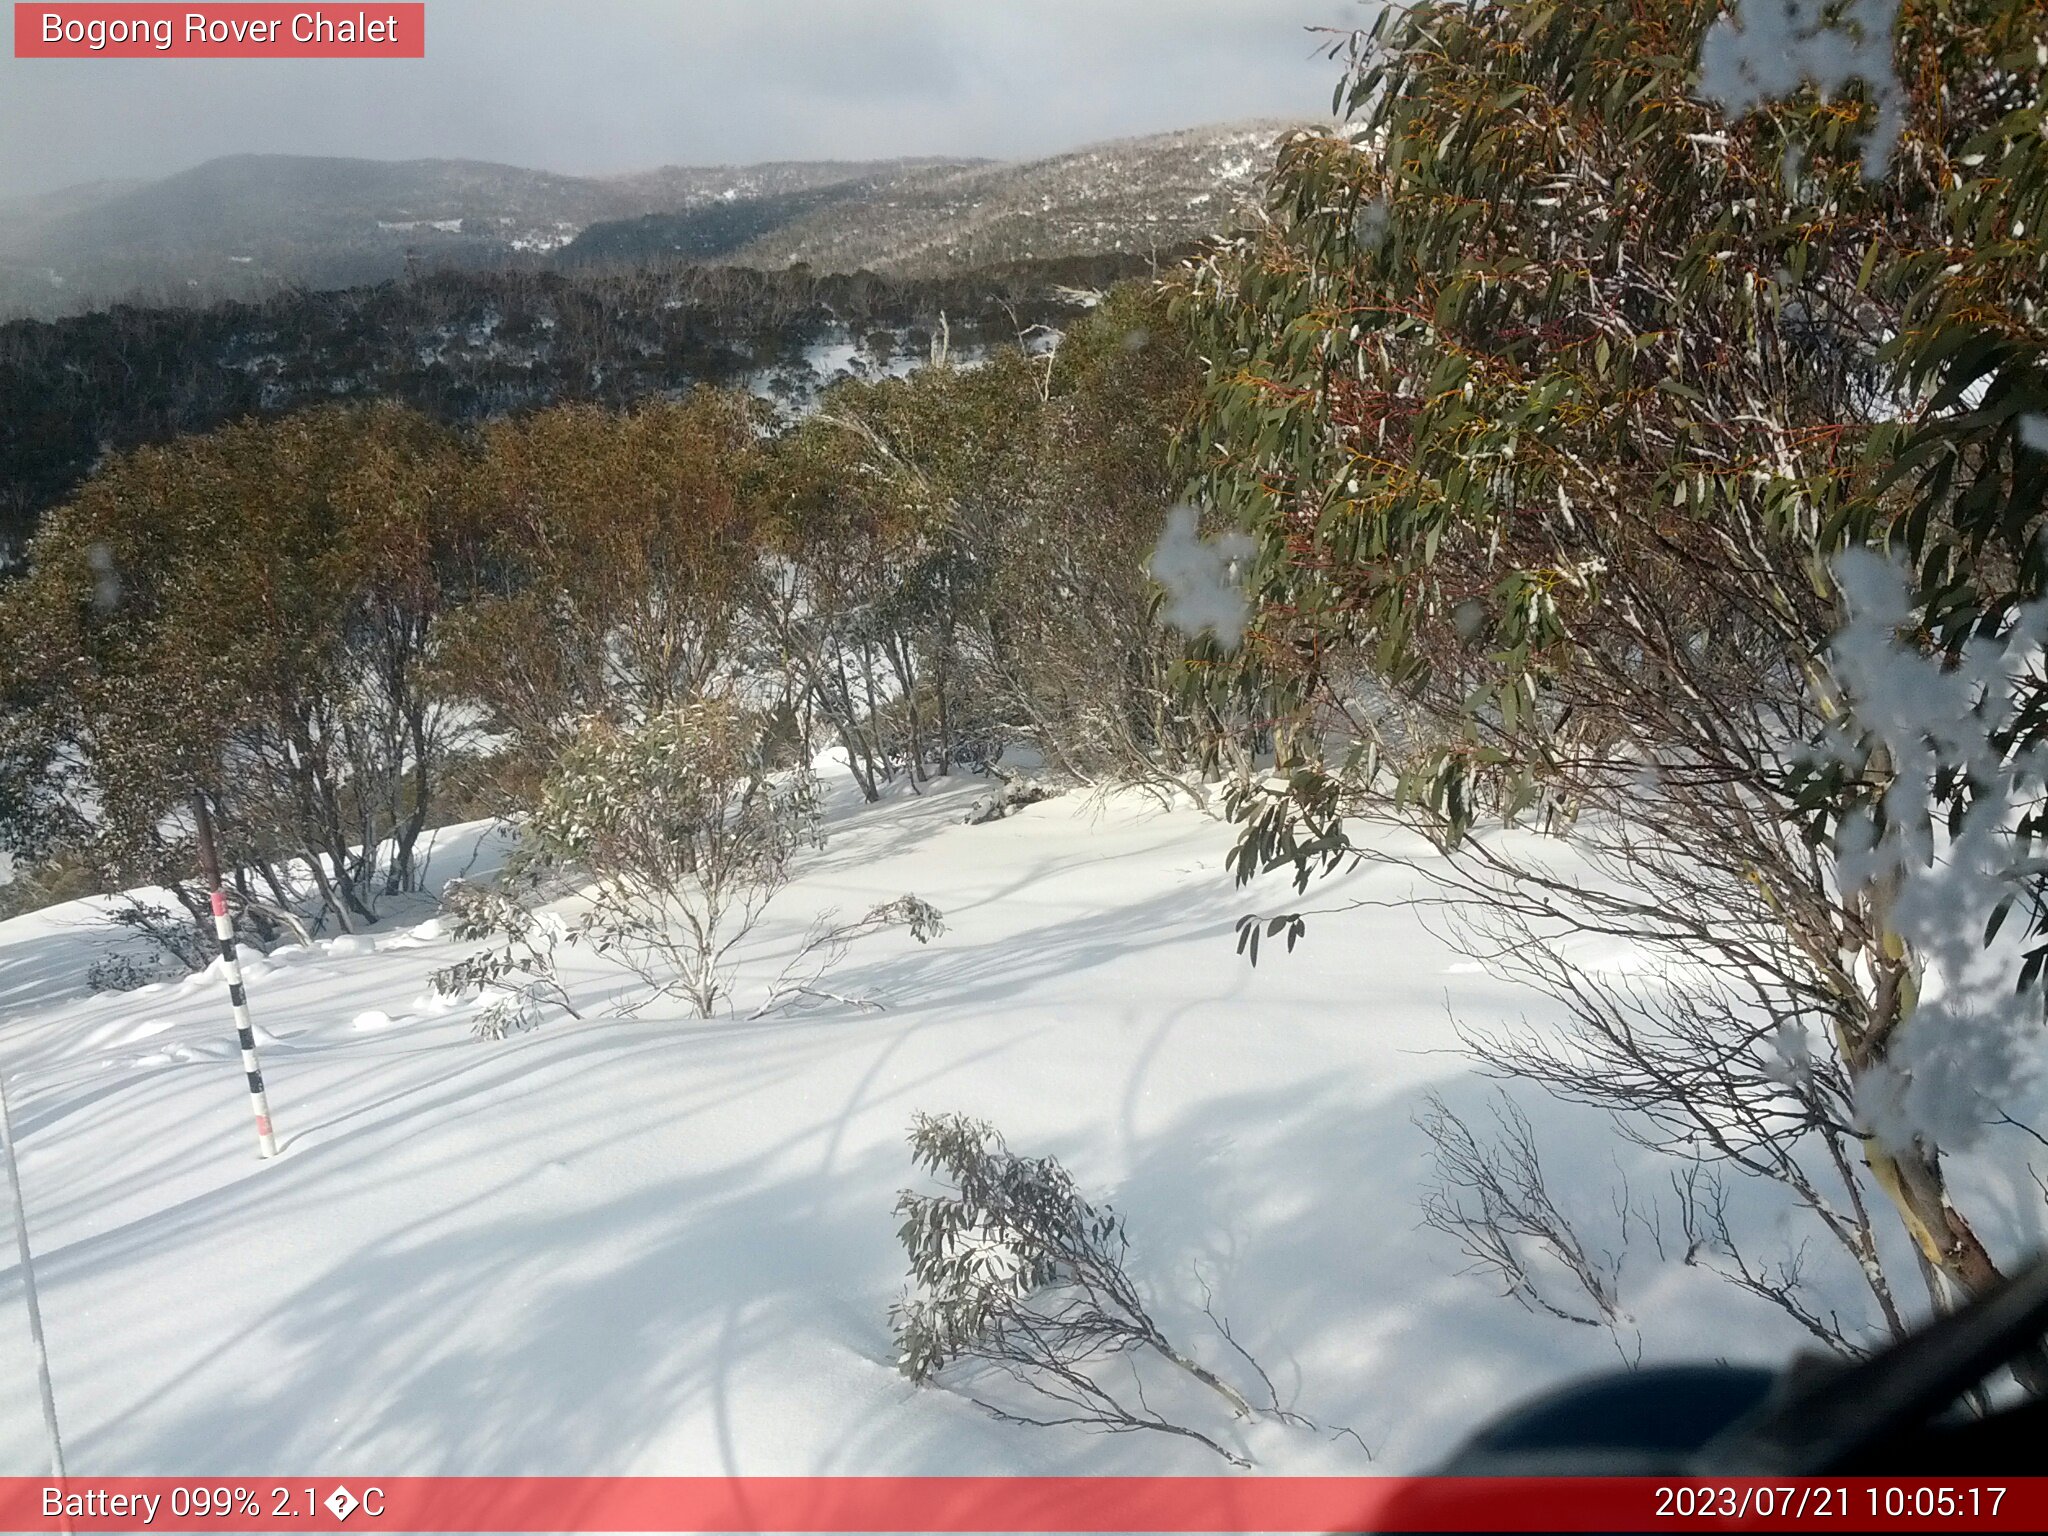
(1814, 549), (2048, 1151)
(1148, 505), (1256, 651)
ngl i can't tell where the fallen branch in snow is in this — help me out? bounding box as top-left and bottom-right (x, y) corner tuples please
(963, 781), (1058, 826)
(1196, 1269), (1373, 1458)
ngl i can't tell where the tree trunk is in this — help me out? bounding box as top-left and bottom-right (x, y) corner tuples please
(1851, 923), (2048, 1396)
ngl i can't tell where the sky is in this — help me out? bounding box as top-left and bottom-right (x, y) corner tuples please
(0, 1), (1365, 200)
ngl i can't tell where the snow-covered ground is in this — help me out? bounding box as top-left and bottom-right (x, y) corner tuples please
(0, 769), (2038, 1478)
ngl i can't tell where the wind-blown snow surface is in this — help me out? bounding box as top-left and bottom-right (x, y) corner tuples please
(0, 772), (2040, 1478)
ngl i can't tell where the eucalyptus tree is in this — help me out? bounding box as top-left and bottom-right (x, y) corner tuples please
(1176, 0), (2048, 1353)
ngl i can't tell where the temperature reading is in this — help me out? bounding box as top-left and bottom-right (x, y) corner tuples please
(272, 1487), (321, 1518)
(40, 1484), (392, 1524)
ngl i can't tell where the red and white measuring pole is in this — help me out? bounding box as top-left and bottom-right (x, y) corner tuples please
(191, 794), (279, 1159)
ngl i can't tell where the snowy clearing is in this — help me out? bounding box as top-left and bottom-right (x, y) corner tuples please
(1, 769), (2040, 1477)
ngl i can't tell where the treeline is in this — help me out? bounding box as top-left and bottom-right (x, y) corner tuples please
(0, 251), (1164, 562)
(557, 183), (881, 268)
(0, 285), (1206, 947)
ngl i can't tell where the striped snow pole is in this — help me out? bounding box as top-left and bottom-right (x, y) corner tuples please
(192, 795), (279, 1159)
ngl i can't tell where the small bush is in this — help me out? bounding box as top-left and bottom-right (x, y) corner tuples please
(85, 898), (213, 993)
(430, 877), (581, 1040)
(529, 700), (821, 1018)
(890, 1112), (1262, 1466)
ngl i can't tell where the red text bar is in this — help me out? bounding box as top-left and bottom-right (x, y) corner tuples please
(14, 5), (424, 58)
(1, 1477), (2044, 1532)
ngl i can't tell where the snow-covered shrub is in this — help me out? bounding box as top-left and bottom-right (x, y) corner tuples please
(429, 877), (580, 1041)
(85, 897), (215, 993)
(528, 701), (821, 1018)
(890, 1112), (1261, 1466)
(438, 705), (943, 1027)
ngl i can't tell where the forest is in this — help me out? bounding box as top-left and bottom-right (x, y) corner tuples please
(0, 281), (1199, 948)
(0, 249), (1160, 563)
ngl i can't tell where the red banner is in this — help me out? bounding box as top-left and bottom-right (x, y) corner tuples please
(0, 1477), (2043, 1532)
(13, 5), (424, 58)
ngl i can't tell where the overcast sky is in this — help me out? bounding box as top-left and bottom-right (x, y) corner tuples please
(0, 1), (1365, 199)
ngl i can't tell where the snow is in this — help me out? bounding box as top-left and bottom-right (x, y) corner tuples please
(743, 329), (933, 416)
(1697, 0), (1904, 177)
(1815, 551), (2048, 1151)
(0, 768), (2041, 1477)
(1148, 506), (1256, 649)
(507, 225), (580, 255)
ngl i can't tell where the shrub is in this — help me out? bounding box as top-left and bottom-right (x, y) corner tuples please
(430, 877), (581, 1040)
(891, 1112), (1261, 1466)
(528, 701), (820, 1018)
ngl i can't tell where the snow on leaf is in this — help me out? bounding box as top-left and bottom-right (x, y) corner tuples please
(1148, 504), (1257, 650)
(1696, 0), (1905, 179)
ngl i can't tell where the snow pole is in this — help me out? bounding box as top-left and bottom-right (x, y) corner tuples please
(192, 794), (280, 1159)
(0, 1065), (66, 1481)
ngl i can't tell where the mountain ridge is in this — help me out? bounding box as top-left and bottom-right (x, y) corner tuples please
(0, 151), (967, 315)
(0, 121), (1316, 318)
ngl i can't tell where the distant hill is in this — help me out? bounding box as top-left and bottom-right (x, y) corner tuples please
(563, 124), (1305, 275)
(0, 176), (150, 232)
(0, 153), (976, 319)
(598, 157), (983, 211)
(557, 164), (979, 269)
(723, 122), (1304, 274)
(0, 124), (1311, 320)
(0, 154), (628, 314)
